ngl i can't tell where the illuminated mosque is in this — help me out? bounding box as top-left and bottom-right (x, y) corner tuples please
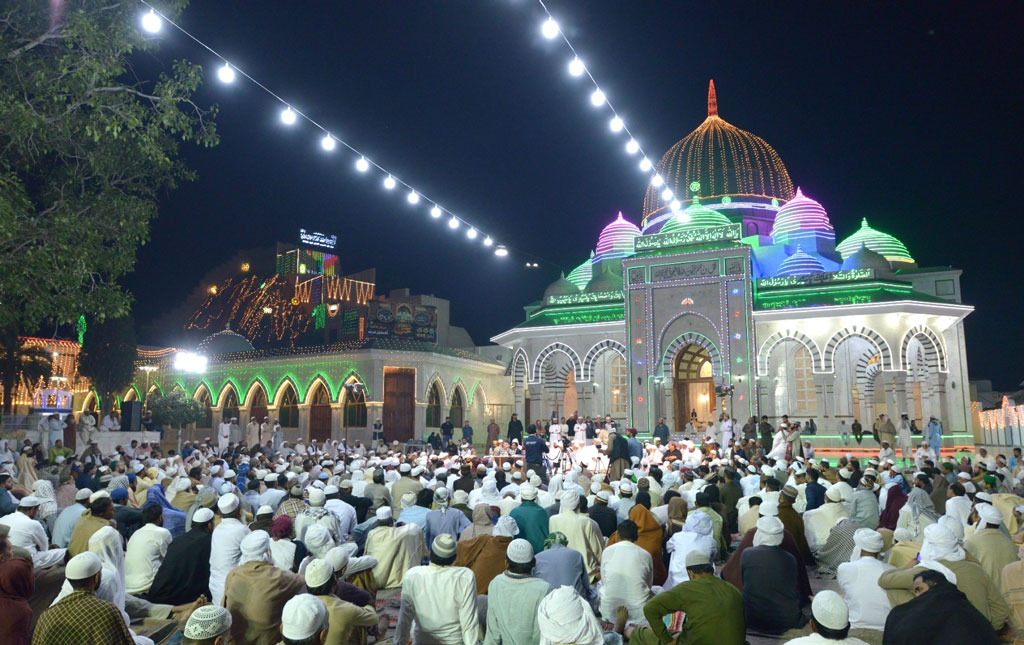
(492, 81), (974, 438)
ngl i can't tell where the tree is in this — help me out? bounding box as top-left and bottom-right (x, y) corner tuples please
(0, 330), (53, 416)
(77, 316), (137, 417)
(146, 390), (204, 453)
(0, 0), (218, 333)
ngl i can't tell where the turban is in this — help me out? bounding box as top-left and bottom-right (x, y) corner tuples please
(976, 503), (1004, 527)
(753, 516), (784, 547)
(304, 524), (334, 559)
(850, 528), (884, 561)
(684, 511), (713, 536)
(493, 515), (519, 538)
(271, 514), (294, 540)
(400, 492), (417, 509)
(758, 498), (779, 517)
(559, 490), (580, 513)
(536, 586), (604, 645)
(937, 515), (965, 541)
(239, 530), (272, 565)
(825, 486), (843, 502)
(919, 524), (965, 583)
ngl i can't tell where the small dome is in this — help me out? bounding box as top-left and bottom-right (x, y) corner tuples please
(594, 212), (641, 262)
(777, 246), (825, 276)
(197, 326), (254, 355)
(543, 272), (579, 301)
(841, 242), (893, 274)
(658, 202), (732, 235)
(565, 252), (593, 291)
(586, 262), (623, 293)
(771, 187), (834, 244)
(837, 218), (914, 263)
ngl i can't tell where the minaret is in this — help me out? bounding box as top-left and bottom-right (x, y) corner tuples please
(707, 79), (718, 117)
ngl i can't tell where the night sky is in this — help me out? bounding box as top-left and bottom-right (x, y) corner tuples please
(123, 1), (1023, 389)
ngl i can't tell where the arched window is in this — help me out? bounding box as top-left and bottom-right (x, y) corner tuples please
(449, 388), (465, 428)
(249, 385), (269, 424)
(343, 383), (367, 428)
(279, 384), (299, 428)
(221, 388), (239, 424)
(196, 388), (213, 429)
(426, 381), (442, 428)
(609, 354), (628, 415)
(793, 346), (816, 413)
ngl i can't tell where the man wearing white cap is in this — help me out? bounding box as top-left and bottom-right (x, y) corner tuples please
(836, 528), (893, 631)
(182, 604), (232, 644)
(224, 530), (306, 644)
(391, 462), (423, 515)
(0, 495), (66, 568)
(304, 557), (382, 644)
(209, 493), (250, 605)
(364, 506), (427, 589)
(279, 593), (328, 645)
(33, 551), (134, 644)
(599, 519), (653, 622)
(67, 491), (115, 557)
(396, 533), (479, 645)
(124, 504), (172, 595)
(785, 590), (868, 644)
(803, 486), (850, 556)
(965, 502), (1018, 588)
(51, 487), (93, 548)
(294, 487), (343, 543)
(485, 538), (551, 645)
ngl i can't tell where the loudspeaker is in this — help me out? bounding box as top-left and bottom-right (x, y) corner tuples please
(122, 400), (142, 432)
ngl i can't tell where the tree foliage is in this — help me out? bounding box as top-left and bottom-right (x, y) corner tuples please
(146, 389), (204, 429)
(0, 0), (218, 331)
(0, 330), (53, 415)
(77, 315), (137, 416)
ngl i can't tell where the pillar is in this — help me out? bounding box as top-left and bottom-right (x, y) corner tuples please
(298, 404), (311, 443)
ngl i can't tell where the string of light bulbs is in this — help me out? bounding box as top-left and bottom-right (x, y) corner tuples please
(534, 1), (686, 216)
(136, 2), (535, 262)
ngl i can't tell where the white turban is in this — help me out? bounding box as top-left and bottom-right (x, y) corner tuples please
(559, 490), (580, 513)
(536, 586), (604, 645)
(493, 515), (519, 538)
(239, 530), (272, 565)
(850, 528), (884, 561)
(304, 524), (335, 559)
(937, 515), (965, 542)
(919, 523), (964, 584)
(753, 516), (784, 547)
(758, 498), (779, 517)
(976, 503), (1004, 527)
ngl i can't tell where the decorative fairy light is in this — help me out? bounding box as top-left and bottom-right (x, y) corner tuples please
(532, 0), (666, 199)
(133, 1), (525, 262)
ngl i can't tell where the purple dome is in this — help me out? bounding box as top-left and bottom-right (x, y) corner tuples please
(594, 212), (641, 262)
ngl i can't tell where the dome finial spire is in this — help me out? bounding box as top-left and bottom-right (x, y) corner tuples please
(707, 79), (718, 117)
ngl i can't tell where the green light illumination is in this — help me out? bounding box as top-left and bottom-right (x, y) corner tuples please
(836, 218), (914, 263)
(635, 223), (742, 252)
(756, 268), (873, 290)
(657, 203), (733, 237)
(565, 253), (594, 291)
(547, 290), (621, 306)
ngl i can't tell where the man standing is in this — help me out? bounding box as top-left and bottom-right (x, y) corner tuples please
(247, 416), (260, 446)
(852, 418), (864, 444)
(461, 419), (474, 446)
(523, 427), (547, 484)
(441, 416), (454, 445)
(507, 413), (524, 444)
(372, 417), (384, 450)
(485, 539), (552, 645)
(653, 417), (670, 445)
(395, 534), (479, 645)
(876, 413), (896, 448)
(927, 416), (943, 455)
(217, 417), (231, 454)
(758, 415), (774, 452)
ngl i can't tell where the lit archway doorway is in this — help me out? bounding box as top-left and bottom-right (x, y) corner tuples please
(673, 344), (715, 431)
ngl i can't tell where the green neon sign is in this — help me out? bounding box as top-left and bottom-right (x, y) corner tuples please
(547, 290), (621, 305)
(756, 268), (873, 289)
(634, 223), (741, 251)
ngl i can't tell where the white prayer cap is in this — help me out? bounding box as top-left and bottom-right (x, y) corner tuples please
(754, 516), (784, 547)
(375, 506), (393, 521)
(596, 490), (611, 502)
(964, 481), (977, 494)
(520, 484), (538, 501)
(493, 516), (519, 538)
(55, 456), (66, 465)
(956, 472), (971, 480)
(811, 590), (850, 631)
(308, 488), (326, 507)
(217, 494), (239, 514)
(684, 550), (711, 568)
(502, 462), (511, 471)
(747, 465), (757, 473)
(324, 485), (339, 496)
(825, 486), (843, 502)
(65, 551), (102, 580)
(193, 508), (215, 524)
(431, 533), (457, 558)
(976, 491), (994, 503)
(411, 466), (425, 477)
(254, 505), (272, 516)
(75, 488), (93, 502)
(399, 463), (411, 473)
(223, 469), (236, 478)
(132, 463), (144, 473)
(453, 490), (469, 505)
(623, 469), (634, 476)
(893, 527), (916, 543)
(183, 604), (232, 640)
(275, 464), (287, 474)
(219, 483), (233, 495)
(512, 472), (523, 481)
(400, 492), (417, 509)
(18, 496), (39, 508)
(89, 490), (110, 503)
(1015, 505), (1024, 515)
(325, 546), (350, 575)
(620, 481), (634, 493)
(977, 503), (1004, 526)
(304, 558), (335, 588)
(760, 465), (774, 477)
(590, 483), (602, 494)
(210, 465), (221, 475)
(758, 498), (779, 517)
(265, 473), (279, 483)
(281, 594), (327, 641)
(853, 528), (884, 554)
(98, 466), (110, 473)
(506, 538), (534, 564)
(434, 487), (449, 501)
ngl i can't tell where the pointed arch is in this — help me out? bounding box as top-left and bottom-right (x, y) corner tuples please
(275, 379), (300, 428)
(581, 339), (627, 382)
(426, 378), (444, 428)
(757, 329), (823, 376)
(147, 383), (163, 398)
(340, 374), (367, 429)
(508, 348), (529, 387)
(449, 379), (468, 408)
(217, 382), (240, 409)
(661, 332), (723, 378)
(123, 386), (141, 402)
(243, 380), (269, 408)
(900, 325), (947, 373)
(468, 380), (486, 408)
(305, 374), (337, 404)
(272, 377), (300, 407)
(338, 368), (371, 398)
(823, 326), (893, 372)
(192, 382), (212, 402)
(193, 384), (213, 429)
(423, 372), (447, 404)
(81, 390), (98, 412)
(531, 342), (583, 383)
(449, 380), (467, 427)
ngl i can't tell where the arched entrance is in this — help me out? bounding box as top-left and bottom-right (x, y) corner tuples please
(309, 383), (332, 444)
(249, 385), (269, 425)
(449, 388), (465, 428)
(674, 344), (715, 430)
(221, 387), (239, 424)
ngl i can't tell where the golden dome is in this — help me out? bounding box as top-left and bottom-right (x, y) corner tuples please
(642, 81), (795, 227)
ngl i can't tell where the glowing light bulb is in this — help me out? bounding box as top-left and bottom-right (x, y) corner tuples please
(609, 116), (624, 132)
(625, 139), (639, 154)
(661, 188), (673, 201)
(355, 157), (369, 172)
(483, 236), (494, 246)
(141, 9), (162, 33)
(590, 89), (606, 106)
(467, 228), (478, 239)
(280, 107), (297, 125)
(651, 174), (664, 188)
(670, 199), (682, 211)
(639, 157), (652, 172)
(678, 212), (692, 223)
(568, 57), (584, 77)
(407, 190), (420, 205)
(541, 17), (559, 39)
(217, 63), (235, 84)
(383, 175), (396, 190)
(430, 205), (442, 218)
(495, 245), (509, 257)
(448, 217), (459, 229)
(321, 134), (335, 151)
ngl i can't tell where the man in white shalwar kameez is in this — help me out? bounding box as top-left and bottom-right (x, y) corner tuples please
(217, 419), (231, 454)
(208, 494), (250, 605)
(0, 496), (66, 568)
(364, 507), (427, 589)
(836, 528), (894, 631)
(599, 519), (654, 621)
(803, 485), (850, 555)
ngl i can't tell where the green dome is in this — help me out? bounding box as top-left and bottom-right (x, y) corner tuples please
(836, 218), (914, 264)
(565, 251), (593, 291)
(658, 202), (732, 235)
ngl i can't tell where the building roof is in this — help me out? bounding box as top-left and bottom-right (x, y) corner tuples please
(657, 202), (733, 235)
(196, 327), (255, 355)
(594, 212), (641, 262)
(777, 246), (826, 276)
(770, 187), (834, 243)
(203, 338), (500, 365)
(836, 218), (914, 264)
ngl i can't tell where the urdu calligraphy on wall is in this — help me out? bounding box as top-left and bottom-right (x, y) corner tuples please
(650, 260), (720, 282)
